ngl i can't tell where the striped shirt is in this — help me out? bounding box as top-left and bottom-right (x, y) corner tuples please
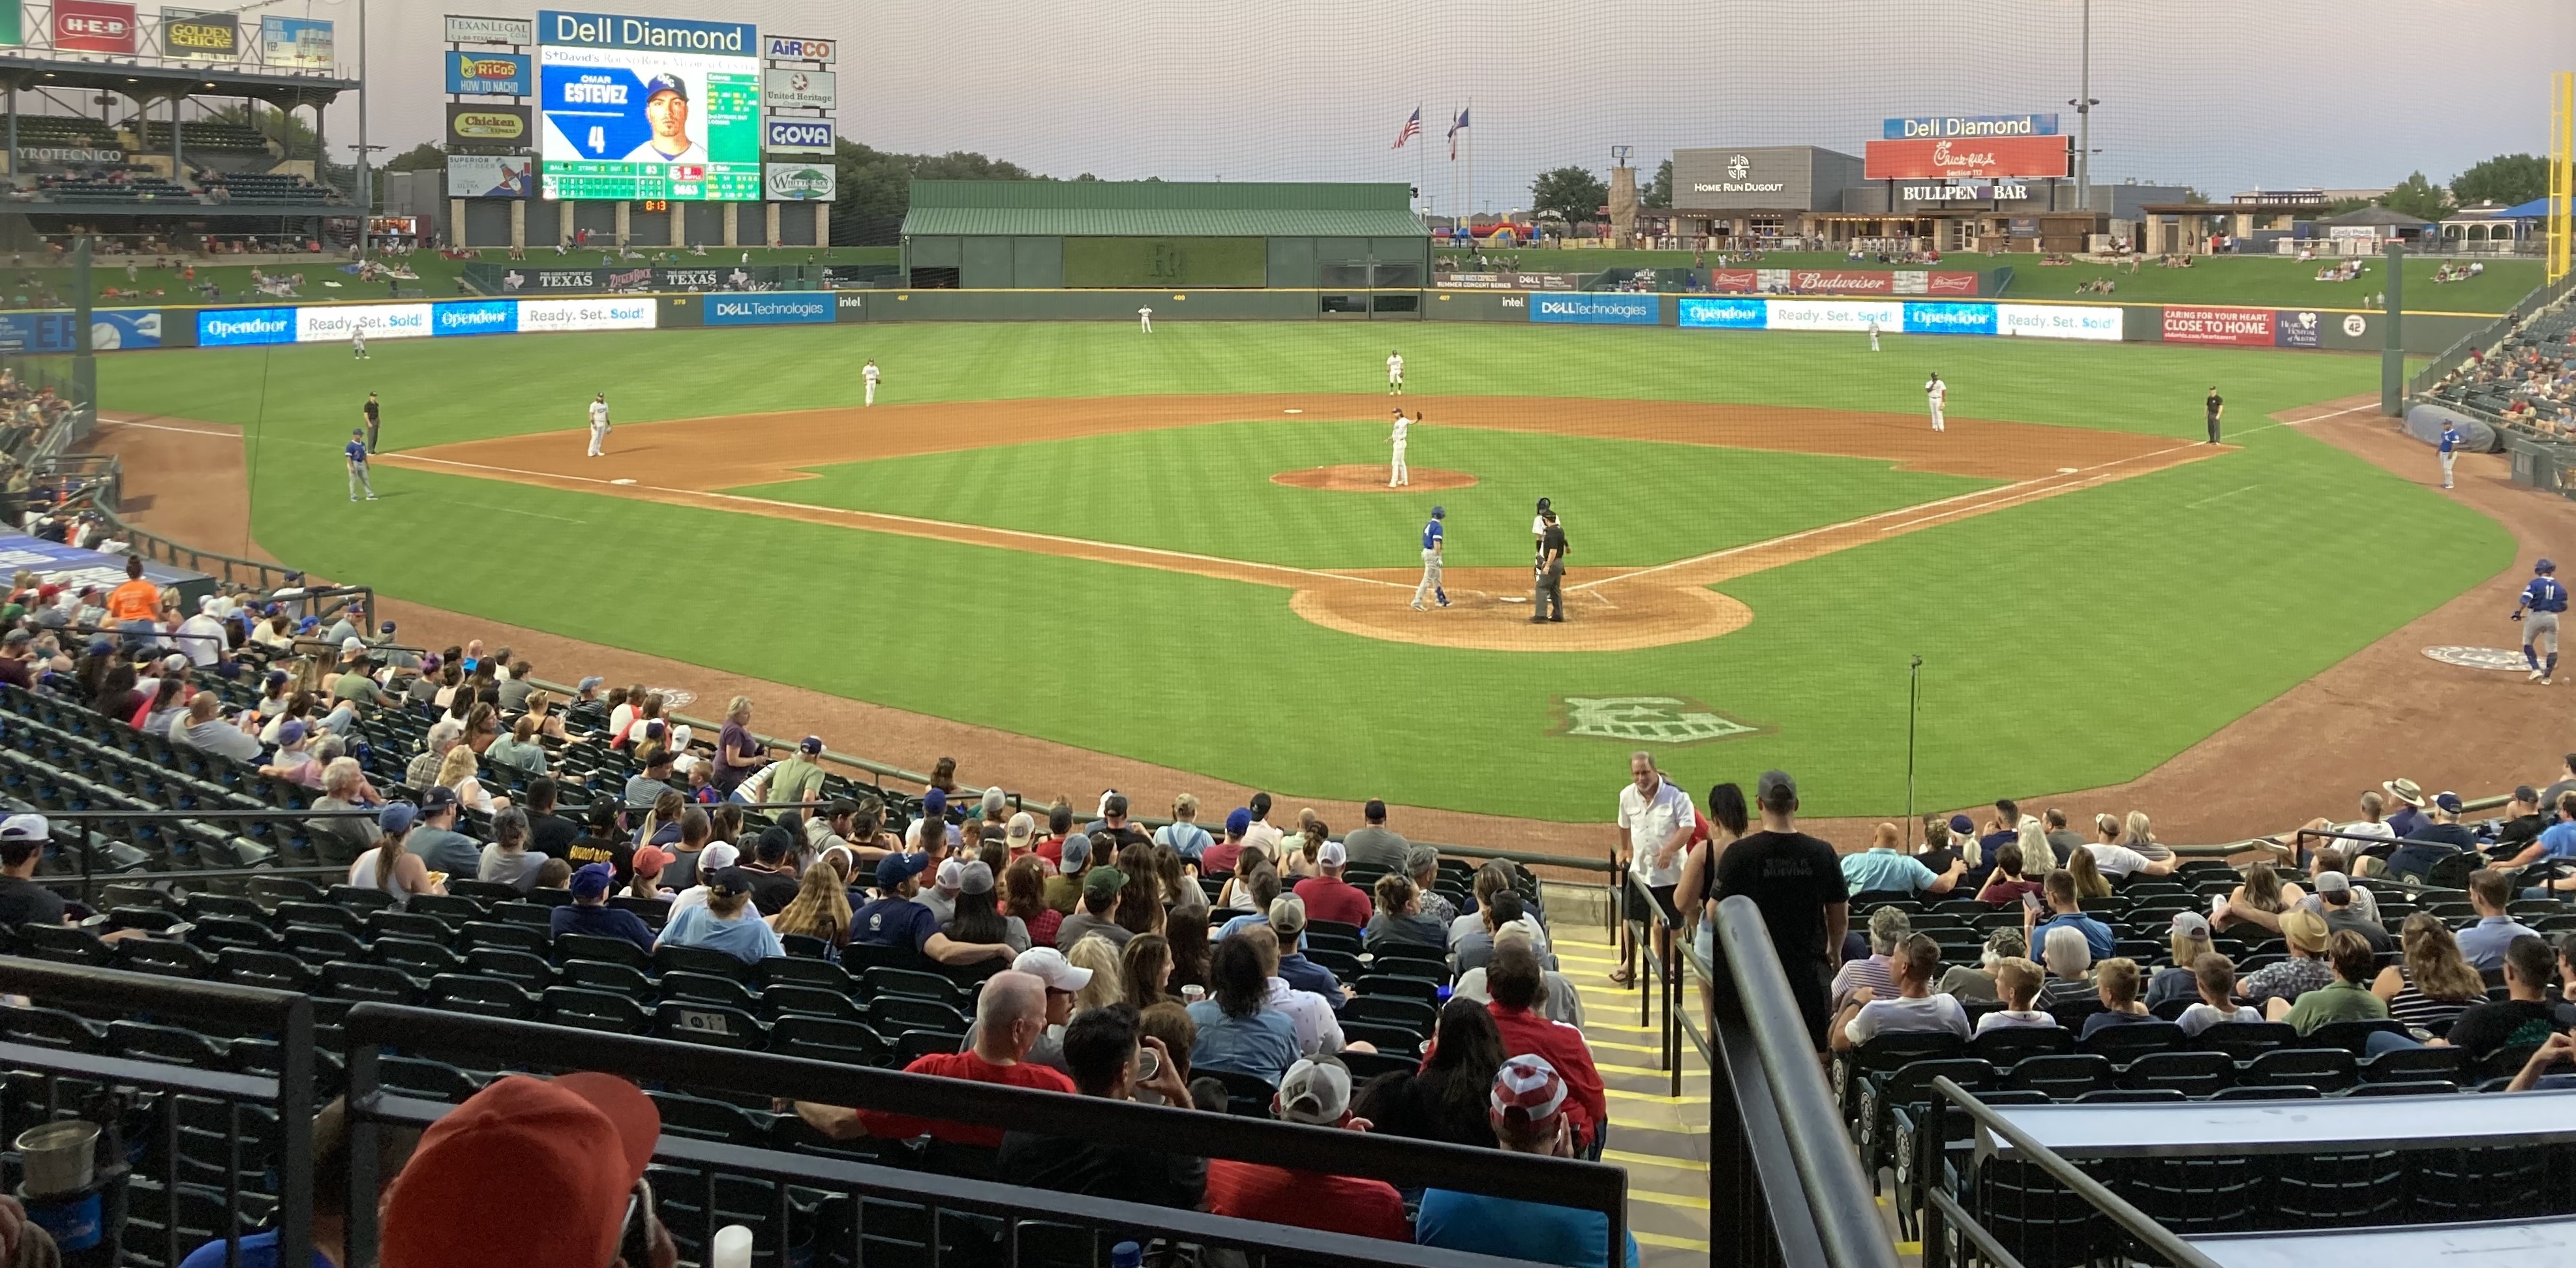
(2385, 969), (2477, 1034)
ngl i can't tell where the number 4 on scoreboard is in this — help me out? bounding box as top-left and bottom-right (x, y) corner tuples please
(588, 125), (606, 156)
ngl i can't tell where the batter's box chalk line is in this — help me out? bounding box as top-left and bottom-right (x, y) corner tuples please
(2057, 467), (2078, 474)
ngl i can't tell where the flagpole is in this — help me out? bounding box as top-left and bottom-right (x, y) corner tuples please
(1417, 101), (1427, 224)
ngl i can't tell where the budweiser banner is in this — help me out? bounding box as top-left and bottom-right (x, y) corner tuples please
(2162, 306), (2274, 347)
(1864, 136), (2071, 181)
(1710, 269), (1982, 297)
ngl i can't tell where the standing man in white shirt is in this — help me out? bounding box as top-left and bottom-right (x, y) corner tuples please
(1924, 372), (1947, 432)
(1868, 319), (1881, 352)
(1387, 409), (1411, 487)
(862, 359), (881, 406)
(1613, 751), (1694, 987)
(1386, 348), (1405, 396)
(585, 393), (611, 457)
(1137, 305), (1153, 333)
(351, 324), (368, 361)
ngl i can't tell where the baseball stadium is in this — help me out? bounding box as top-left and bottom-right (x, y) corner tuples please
(0, 4), (2573, 1268)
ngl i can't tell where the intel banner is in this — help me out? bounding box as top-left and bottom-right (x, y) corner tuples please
(1997, 303), (2123, 341)
(517, 297), (658, 333)
(297, 304), (432, 343)
(197, 307), (296, 347)
(1902, 302), (1996, 337)
(432, 300), (520, 337)
(1528, 293), (1659, 325)
(1676, 297), (1767, 329)
(705, 293), (833, 325)
(1765, 299), (1903, 333)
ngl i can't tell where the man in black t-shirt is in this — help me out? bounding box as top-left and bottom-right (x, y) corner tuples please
(2205, 387), (2223, 444)
(523, 778), (583, 861)
(1714, 770), (1847, 1049)
(738, 826), (806, 916)
(1530, 511), (1567, 623)
(2447, 935), (2563, 1059)
(0, 815), (69, 943)
(363, 392), (382, 453)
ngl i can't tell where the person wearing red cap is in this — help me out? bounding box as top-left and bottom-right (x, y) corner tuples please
(1475, 941), (1606, 1155)
(1415, 1055), (1641, 1268)
(380, 1073), (671, 1268)
(789, 971), (1073, 1148)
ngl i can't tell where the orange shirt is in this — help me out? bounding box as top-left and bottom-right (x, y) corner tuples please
(104, 578), (160, 623)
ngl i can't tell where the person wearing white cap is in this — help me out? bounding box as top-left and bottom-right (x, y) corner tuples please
(173, 596), (229, 669)
(0, 814), (69, 933)
(962, 946), (1092, 1074)
(1204, 1057), (1411, 1240)
(1290, 840), (1372, 929)
(917, 857), (965, 926)
(1004, 811), (1038, 860)
(1416, 1055), (1643, 1268)
(662, 841), (742, 919)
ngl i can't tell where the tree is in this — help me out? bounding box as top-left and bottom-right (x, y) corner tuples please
(828, 140), (1049, 241)
(380, 142), (446, 172)
(1529, 165), (1607, 226)
(2452, 153), (2547, 208)
(2379, 170), (2453, 221)
(1643, 158), (1672, 210)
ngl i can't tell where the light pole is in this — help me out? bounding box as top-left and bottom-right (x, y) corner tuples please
(2070, 0), (2096, 211)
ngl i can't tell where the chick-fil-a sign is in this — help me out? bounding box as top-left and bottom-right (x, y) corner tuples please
(1864, 136), (2070, 181)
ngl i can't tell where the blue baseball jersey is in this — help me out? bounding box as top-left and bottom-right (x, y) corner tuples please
(2439, 427), (2458, 454)
(2524, 577), (2568, 612)
(1421, 519), (1444, 551)
(344, 440), (368, 465)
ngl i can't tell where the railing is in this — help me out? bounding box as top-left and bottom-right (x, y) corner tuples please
(1646, 885), (1714, 1098)
(0, 959), (315, 1268)
(21, 807), (385, 907)
(1707, 896), (1901, 1268)
(1918, 1076), (2219, 1268)
(2409, 270), (2576, 398)
(338, 1002), (1628, 1268)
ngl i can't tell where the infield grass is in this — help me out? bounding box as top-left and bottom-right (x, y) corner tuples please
(95, 322), (2511, 821)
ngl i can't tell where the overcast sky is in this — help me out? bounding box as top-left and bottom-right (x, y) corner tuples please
(316, 0), (2570, 209)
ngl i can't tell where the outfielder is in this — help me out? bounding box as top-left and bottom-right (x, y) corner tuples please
(863, 359), (881, 406)
(350, 325), (368, 361)
(1868, 320), (1881, 353)
(2516, 558), (2567, 684)
(1411, 506), (1448, 611)
(1388, 409), (1411, 487)
(2438, 419), (2460, 489)
(345, 429), (376, 502)
(1137, 305), (1153, 333)
(1924, 372), (1947, 432)
(585, 393), (611, 457)
(1387, 349), (1405, 395)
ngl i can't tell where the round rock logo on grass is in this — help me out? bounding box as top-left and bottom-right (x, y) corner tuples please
(1553, 696), (1761, 744)
(2421, 646), (2531, 672)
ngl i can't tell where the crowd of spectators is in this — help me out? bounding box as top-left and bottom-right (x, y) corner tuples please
(2424, 297), (2576, 438)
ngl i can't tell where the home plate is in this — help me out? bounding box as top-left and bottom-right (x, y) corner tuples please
(611, 478), (637, 485)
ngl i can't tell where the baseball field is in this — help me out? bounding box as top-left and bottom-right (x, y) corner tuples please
(93, 320), (2511, 821)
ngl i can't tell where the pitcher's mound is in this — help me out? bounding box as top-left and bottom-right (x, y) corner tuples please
(1271, 465), (1477, 492)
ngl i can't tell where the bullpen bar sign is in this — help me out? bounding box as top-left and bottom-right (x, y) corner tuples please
(1864, 136), (2070, 181)
(162, 8), (239, 60)
(2161, 306), (2274, 347)
(1528, 293), (1659, 325)
(53, 1), (138, 53)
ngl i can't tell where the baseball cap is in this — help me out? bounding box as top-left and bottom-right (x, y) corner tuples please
(959, 860), (995, 896)
(935, 858), (965, 892)
(3, 629), (29, 646)
(0, 814), (47, 842)
(697, 841), (740, 875)
(569, 862), (615, 899)
(1489, 1055), (1568, 1128)
(1096, 789), (1120, 818)
(708, 868), (753, 898)
(341, 636), (364, 654)
(377, 802), (418, 834)
(1430, 505), (1445, 519)
(1224, 808), (1251, 836)
(1277, 1058), (1354, 1126)
(575, 675), (603, 693)
(1755, 769), (1797, 807)
(1006, 811), (1036, 847)
(876, 851), (929, 890)
(631, 845), (675, 879)
(1948, 813), (1975, 834)
(417, 785), (461, 815)
(2519, 785), (2541, 804)
(643, 73), (688, 100)
(276, 721), (308, 747)
(379, 1073), (661, 1268)
(380, 621), (397, 635)
(800, 735), (824, 755)
(1318, 840), (1347, 868)
(1267, 894), (1308, 938)
(2436, 791), (2464, 813)
(160, 653), (188, 672)
(2312, 870), (2352, 896)
(2169, 911), (2211, 941)
(1012, 946), (1093, 993)
(2279, 907), (2330, 953)
(1061, 830), (1093, 871)
(1083, 866), (1127, 899)
(922, 787), (948, 817)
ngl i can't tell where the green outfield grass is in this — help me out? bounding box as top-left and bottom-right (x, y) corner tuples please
(1441, 247), (2541, 315)
(1, 245), (900, 311)
(95, 322), (2511, 821)
(727, 421), (1996, 569)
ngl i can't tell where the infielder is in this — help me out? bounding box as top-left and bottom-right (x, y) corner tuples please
(345, 429), (376, 502)
(863, 359), (881, 406)
(350, 325), (368, 361)
(585, 393), (611, 457)
(2438, 419), (2460, 489)
(1137, 305), (1153, 333)
(2205, 386), (2224, 444)
(1388, 408), (1411, 487)
(1411, 506), (1448, 611)
(1924, 372), (1947, 432)
(2517, 557), (2566, 684)
(1387, 349), (1405, 395)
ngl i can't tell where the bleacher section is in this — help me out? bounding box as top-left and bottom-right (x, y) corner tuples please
(29, 170), (194, 204)
(198, 171), (332, 204)
(2424, 299), (2576, 432)
(132, 119), (273, 155)
(8, 115), (119, 149)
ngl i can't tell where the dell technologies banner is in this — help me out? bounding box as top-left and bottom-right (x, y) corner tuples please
(1526, 293), (1659, 325)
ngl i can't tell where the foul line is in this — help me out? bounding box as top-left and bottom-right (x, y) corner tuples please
(385, 451), (1417, 591)
(2229, 401), (2384, 440)
(2187, 483), (2264, 509)
(100, 419), (238, 438)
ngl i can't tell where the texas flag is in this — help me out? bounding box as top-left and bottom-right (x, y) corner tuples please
(1392, 108), (1422, 149)
(1447, 106), (1471, 159)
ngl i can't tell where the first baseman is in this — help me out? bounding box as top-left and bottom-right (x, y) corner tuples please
(1412, 506), (1448, 610)
(1389, 409), (1411, 487)
(586, 393), (611, 457)
(2516, 557), (2566, 684)
(863, 359), (881, 406)
(2438, 419), (2460, 489)
(1387, 349), (1405, 395)
(1924, 372), (1947, 432)
(346, 429), (376, 501)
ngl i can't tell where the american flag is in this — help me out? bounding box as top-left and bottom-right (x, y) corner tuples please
(1391, 108), (1421, 149)
(1447, 107), (1471, 159)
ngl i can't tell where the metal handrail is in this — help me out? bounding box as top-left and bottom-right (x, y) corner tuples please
(1920, 1076), (2221, 1268)
(1714, 896), (1902, 1268)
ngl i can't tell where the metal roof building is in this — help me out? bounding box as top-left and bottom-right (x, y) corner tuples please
(898, 180), (1430, 290)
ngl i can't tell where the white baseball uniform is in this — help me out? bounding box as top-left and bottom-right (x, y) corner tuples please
(1925, 377), (1946, 432)
(586, 399), (610, 456)
(1868, 320), (1880, 352)
(1387, 352), (1405, 395)
(351, 327), (367, 360)
(1389, 413), (1410, 487)
(862, 362), (879, 406)
(1138, 306), (1153, 333)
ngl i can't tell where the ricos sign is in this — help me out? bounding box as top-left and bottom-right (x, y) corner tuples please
(1864, 136), (2070, 181)
(763, 119), (834, 154)
(446, 51), (532, 96)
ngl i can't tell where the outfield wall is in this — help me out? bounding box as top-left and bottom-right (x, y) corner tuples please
(0, 290), (2487, 356)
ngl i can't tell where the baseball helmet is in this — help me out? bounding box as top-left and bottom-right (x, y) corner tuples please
(2539, 558), (2558, 575)
(1431, 506), (1445, 519)
(1535, 496), (1551, 511)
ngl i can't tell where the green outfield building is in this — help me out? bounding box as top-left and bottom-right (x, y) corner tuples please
(898, 180), (1431, 297)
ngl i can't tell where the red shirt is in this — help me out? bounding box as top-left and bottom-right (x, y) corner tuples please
(1023, 907), (1064, 948)
(1487, 1003), (1607, 1148)
(856, 1050), (1074, 1147)
(1202, 840), (1245, 877)
(1204, 1159), (1410, 1241)
(1035, 835), (1065, 869)
(1292, 877), (1373, 929)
